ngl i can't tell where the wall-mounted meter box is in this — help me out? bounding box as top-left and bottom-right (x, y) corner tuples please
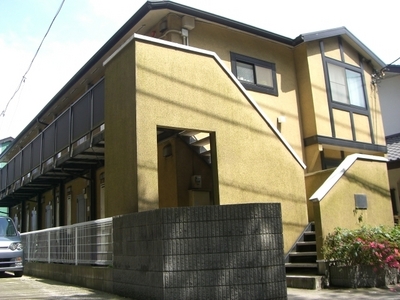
(191, 175), (202, 189)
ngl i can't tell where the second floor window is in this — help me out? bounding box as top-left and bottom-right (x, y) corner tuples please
(231, 52), (278, 96)
(327, 62), (366, 108)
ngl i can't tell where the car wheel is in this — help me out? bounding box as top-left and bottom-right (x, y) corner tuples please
(14, 271), (23, 277)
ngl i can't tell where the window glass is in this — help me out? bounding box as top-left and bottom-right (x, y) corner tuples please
(328, 63), (347, 103)
(0, 217), (17, 236)
(328, 63), (365, 108)
(346, 69), (365, 108)
(237, 61), (254, 83)
(255, 65), (273, 87)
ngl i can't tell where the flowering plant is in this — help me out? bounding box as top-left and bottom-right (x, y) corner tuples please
(322, 225), (400, 269)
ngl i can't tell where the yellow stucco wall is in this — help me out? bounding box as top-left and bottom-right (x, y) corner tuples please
(304, 41), (332, 138)
(324, 149), (342, 160)
(367, 80), (386, 146)
(296, 37), (386, 145)
(41, 189), (54, 227)
(342, 40), (360, 67)
(104, 38), (308, 254)
(24, 199), (38, 231)
(388, 168), (400, 217)
(332, 109), (352, 140)
(157, 139), (179, 208)
(304, 144), (323, 173)
(64, 177), (89, 224)
(186, 21), (304, 160)
(95, 167), (105, 218)
(158, 137), (213, 208)
(305, 169), (334, 222)
(323, 38), (341, 61)
(353, 113), (372, 143)
(294, 43), (316, 139)
(104, 41), (138, 217)
(313, 159), (393, 258)
(296, 37), (386, 174)
(388, 168), (400, 191)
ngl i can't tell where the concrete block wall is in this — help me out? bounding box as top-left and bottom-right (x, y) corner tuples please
(113, 203), (287, 299)
(113, 208), (164, 299)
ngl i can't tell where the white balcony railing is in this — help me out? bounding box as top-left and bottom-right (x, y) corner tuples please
(21, 218), (113, 266)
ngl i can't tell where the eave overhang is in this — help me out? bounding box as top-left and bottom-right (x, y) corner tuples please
(1, 2), (387, 165)
(0, 1), (294, 162)
(294, 26), (386, 70)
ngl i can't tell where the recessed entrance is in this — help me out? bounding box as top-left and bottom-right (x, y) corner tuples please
(157, 127), (219, 208)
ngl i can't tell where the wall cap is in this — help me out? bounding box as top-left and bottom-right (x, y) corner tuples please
(309, 154), (388, 202)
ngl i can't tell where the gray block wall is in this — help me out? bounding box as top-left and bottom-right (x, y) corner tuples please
(113, 203), (287, 299)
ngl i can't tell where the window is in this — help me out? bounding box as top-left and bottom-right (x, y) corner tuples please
(327, 62), (366, 108)
(231, 52), (278, 96)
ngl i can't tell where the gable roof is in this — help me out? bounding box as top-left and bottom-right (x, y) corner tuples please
(294, 27), (386, 69)
(143, 1), (294, 45)
(0, 1), (386, 161)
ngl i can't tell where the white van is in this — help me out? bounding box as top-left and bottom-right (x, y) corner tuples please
(0, 217), (23, 277)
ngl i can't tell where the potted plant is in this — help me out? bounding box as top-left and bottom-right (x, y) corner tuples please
(322, 225), (400, 288)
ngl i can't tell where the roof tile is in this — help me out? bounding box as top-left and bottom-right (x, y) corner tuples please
(386, 133), (400, 161)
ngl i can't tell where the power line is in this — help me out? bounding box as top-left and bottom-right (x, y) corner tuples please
(386, 56), (400, 67)
(0, 0), (66, 117)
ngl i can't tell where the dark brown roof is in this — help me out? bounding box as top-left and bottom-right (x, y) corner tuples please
(386, 133), (400, 161)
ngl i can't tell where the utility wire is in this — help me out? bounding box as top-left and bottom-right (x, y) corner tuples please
(385, 56), (400, 69)
(0, 0), (66, 117)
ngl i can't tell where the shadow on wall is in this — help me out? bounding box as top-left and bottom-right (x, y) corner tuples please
(112, 203), (288, 299)
(344, 172), (391, 198)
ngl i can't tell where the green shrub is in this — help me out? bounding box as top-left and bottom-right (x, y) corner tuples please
(322, 225), (400, 269)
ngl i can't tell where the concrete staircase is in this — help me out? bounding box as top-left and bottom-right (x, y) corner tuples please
(179, 130), (211, 164)
(285, 222), (326, 289)
(157, 128), (211, 164)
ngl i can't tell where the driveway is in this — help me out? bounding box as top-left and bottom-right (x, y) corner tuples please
(288, 285), (400, 299)
(0, 272), (128, 299)
(2, 272), (399, 299)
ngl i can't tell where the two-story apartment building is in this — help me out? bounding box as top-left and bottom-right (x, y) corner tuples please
(0, 1), (393, 262)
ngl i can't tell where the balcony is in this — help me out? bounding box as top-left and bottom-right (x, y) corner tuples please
(0, 78), (105, 207)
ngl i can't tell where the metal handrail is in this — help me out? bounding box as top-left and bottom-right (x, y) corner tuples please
(0, 78), (104, 192)
(21, 217), (113, 266)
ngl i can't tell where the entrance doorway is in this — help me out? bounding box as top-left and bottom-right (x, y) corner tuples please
(157, 127), (219, 208)
(77, 194), (86, 223)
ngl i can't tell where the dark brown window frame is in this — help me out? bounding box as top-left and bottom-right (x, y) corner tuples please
(230, 52), (278, 96)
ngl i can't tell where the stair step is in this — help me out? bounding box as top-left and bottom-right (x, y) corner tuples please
(285, 263), (318, 268)
(179, 130), (201, 136)
(289, 251), (317, 257)
(296, 241), (316, 246)
(191, 136), (210, 147)
(303, 232), (316, 242)
(200, 150), (211, 156)
(286, 275), (325, 290)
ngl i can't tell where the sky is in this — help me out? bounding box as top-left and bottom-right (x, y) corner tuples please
(0, 0), (399, 140)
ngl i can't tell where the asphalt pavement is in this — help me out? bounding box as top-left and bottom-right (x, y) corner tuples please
(1, 272), (400, 299)
(287, 284), (400, 299)
(0, 272), (128, 299)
